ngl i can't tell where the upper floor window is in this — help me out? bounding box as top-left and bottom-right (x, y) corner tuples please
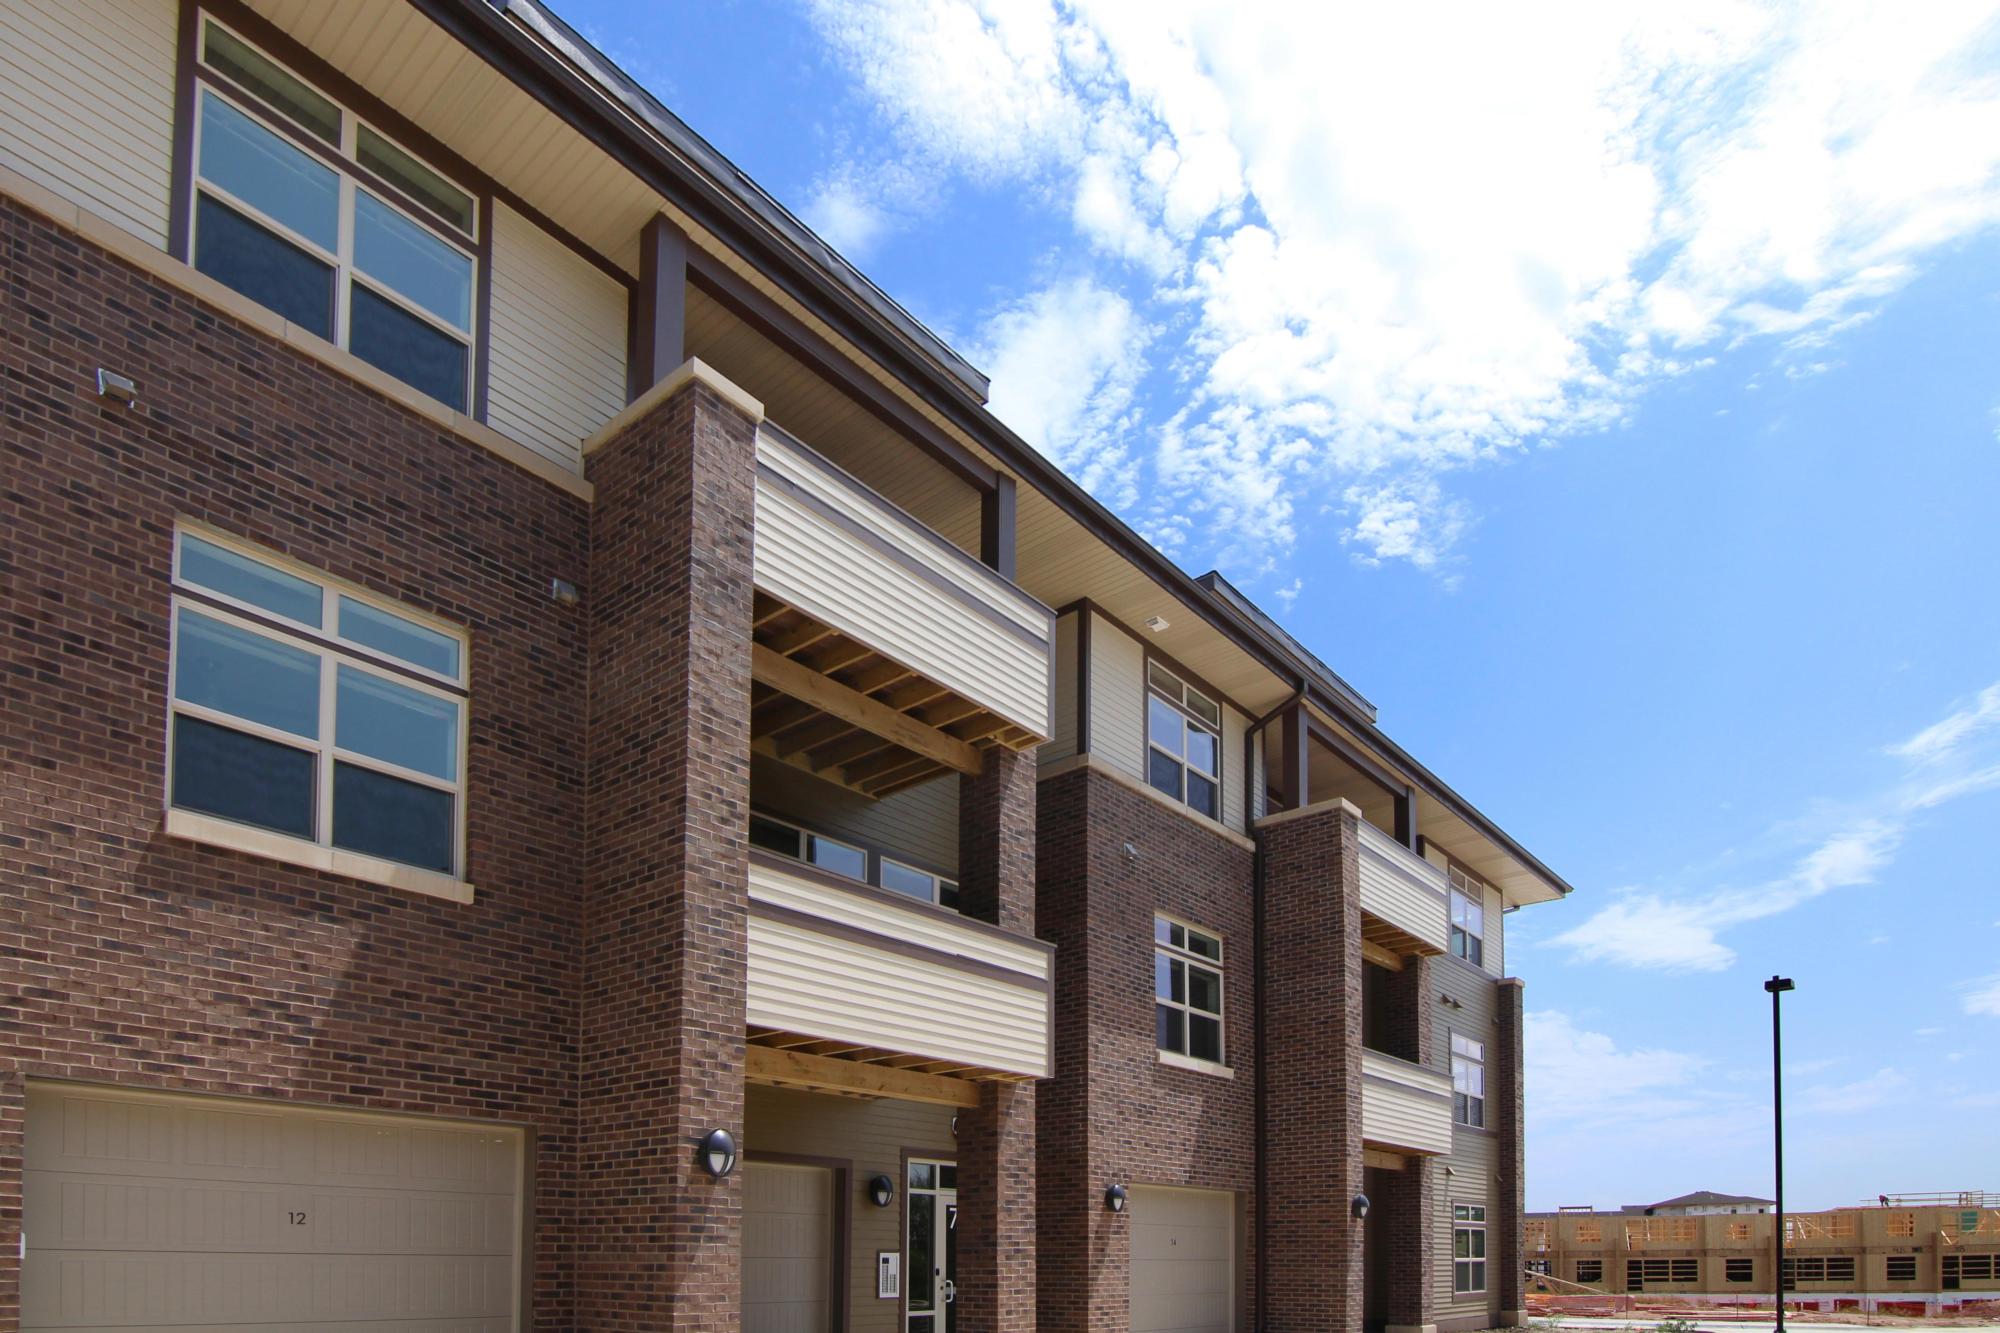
(749, 812), (961, 909)
(1451, 1032), (1486, 1127)
(168, 529), (467, 876)
(190, 18), (478, 412)
(1155, 917), (1224, 1064)
(1146, 662), (1221, 820)
(1448, 865), (1486, 965)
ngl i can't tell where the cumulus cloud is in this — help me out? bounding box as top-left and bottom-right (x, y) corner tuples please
(1527, 1010), (1712, 1124)
(802, 0), (2000, 575)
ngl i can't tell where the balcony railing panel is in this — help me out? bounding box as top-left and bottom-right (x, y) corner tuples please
(1361, 1048), (1453, 1155)
(753, 425), (1054, 740)
(1357, 821), (1448, 954)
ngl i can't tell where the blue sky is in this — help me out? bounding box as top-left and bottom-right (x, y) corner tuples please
(563, 0), (2000, 1209)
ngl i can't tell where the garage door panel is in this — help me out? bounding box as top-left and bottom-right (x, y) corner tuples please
(1130, 1186), (1235, 1333)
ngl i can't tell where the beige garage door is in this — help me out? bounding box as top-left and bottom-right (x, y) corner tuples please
(742, 1161), (834, 1333)
(23, 1083), (522, 1332)
(1131, 1185), (1236, 1333)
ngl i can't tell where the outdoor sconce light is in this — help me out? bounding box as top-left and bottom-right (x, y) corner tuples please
(96, 368), (137, 405)
(697, 1128), (739, 1179)
(1106, 1184), (1128, 1213)
(869, 1174), (896, 1208)
(1352, 1193), (1371, 1221)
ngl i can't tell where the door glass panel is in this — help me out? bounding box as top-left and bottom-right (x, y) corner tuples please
(908, 1193), (936, 1313)
(179, 535), (323, 626)
(907, 1162), (935, 1191)
(944, 1201), (959, 1333)
(198, 92), (338, 251)
(174, 609), (321, 737)
(335, 664), (459, 780)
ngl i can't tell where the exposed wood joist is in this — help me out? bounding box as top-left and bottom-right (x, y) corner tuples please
(1361, 939), (1406, 972)
(746, 1044), (982, 1108)
(750, 644), (982, 775)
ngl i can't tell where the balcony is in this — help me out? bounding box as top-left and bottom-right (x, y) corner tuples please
(750, 424), (1054, 798)
(1361, 1048), (1453, 1155)
(1357, 820), (1448, 956)
(744, 851), (1053, 1101)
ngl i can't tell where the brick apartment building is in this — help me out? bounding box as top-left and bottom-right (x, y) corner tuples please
(0, 2), (1575, 1331)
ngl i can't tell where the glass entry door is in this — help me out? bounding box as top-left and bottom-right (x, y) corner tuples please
(905, 1159), (957, 1333)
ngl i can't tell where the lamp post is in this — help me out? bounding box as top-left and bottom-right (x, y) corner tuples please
(1766, 975), (1795, 1333)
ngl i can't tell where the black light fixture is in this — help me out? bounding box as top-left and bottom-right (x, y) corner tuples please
(1765, 975), (1796, 1333)
(696, 1128), (739, 1180)
(1352, 1193), (1371, 1221)
(869, 1174), (896, 1208)
(1105, 1183), (1128, 1213)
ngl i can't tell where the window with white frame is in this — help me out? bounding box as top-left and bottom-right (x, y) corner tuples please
(1451, 1032), (1486, 1127)
(748, 814), (867, 882)
(1146, 661), (1221, 820)
(1448, 865), (1486, 965)
(190, 17), (478, 411)
(1453, 1205), (1488, 1293)
(880, 857), (962, 911)
(167, 530), (467, 876)
(1154, 917), (1224, 1064)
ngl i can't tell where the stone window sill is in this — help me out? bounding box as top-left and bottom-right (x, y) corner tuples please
(1158, 1049), (1235, 1080)
(165, 807), (475, 905)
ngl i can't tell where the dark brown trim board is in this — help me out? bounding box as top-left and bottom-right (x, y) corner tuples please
(167, 0), (199, 264)
(980, 474), (1016, 578)
(744, 1150), (853, 1333)
(631, 212), (688, 399)
(472, 192), (495, 422)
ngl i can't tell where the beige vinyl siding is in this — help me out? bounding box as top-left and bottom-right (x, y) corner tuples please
(755, 427), (1054, 739)
(1088, 610), (1146, 781)
(23, 1081), (521, 1333)
(1042, 609), (1080, 765)
(1361, 1049), (1453, 1156)
(1221, 703), (1248, 833)
(1250, 730), (1266, 822)
(1485, 883), (1506, 977)
(485, 200), (628, 473)
(1434, 961), (1501, 1325)
(754, 756), (959, 876)
(745, 1085), (955, 1333)
(746, 859), (1050, 1077)
(1357, 821), (1450, 953)
(0, 0), (176, 249)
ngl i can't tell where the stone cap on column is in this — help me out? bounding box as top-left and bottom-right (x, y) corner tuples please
(1253, 796), (1364, 831)
(583, 357), (765, 458)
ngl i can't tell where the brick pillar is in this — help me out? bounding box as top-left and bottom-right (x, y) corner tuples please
(1495, 979), (1527, 1327)
(1259, 800), (1365, 1332)
(958, 745), (1038, 1331)
(578, 377), (758, 1332)
(1382, 1157), (1438, 1333)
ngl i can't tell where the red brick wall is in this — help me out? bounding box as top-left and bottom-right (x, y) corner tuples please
(1259, 802), (1365, 1333)
(1035, 767), (1258, 1333)
(0, 198), (590, 1328)
(579, 380), (758, 1332)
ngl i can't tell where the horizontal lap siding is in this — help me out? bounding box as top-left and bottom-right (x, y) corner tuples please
(0, 0), (176, 248)
(1088, 611), (1146, 781)
(1222, 703), (1248, 833)
(485, 200), (627, 474)
(1435, 957), (1501, 1324)
(1360, 1052), (1453, 1156)
(755, 759), (960, 876)
(1357, 824), (1449, 951)
(755, 440), (1051, 735)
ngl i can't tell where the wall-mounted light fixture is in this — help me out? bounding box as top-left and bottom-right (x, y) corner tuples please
(869, 1174), (896, 1208)
(549, 577), (579, 606)
(696, 1128), (738, 1179)
(1143, 615), (1170, 633)
(1352, 1193), (1371, 1221)
(1105, 1183), (1128, 1213)
(96, 368), (137, 405)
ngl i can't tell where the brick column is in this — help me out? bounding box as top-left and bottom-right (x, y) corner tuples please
(1382, 1156), (1438, 1333)
(1495, 978), (1527, 1327)
(958, 745), (1038, 1331)
(1259, 800), (1365, 1332)
(578, 376), (759, 1332)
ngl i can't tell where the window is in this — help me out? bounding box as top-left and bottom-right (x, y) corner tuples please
(1887, 1212), (1916, 1238)
(1783, 1256), (1857, 1287)
(1886, 1256), (1917, 1282)
(168, 530), (467, 876)
(1727, 1222), (1753, 1241)
(191, 18), (477, 411)
(1146, 662), (1221, 820)
(748, 814), (867, 882)
(1575, 1259), (1603, 1285)
(1945, 1253), (1994, 1284)
(1451, 1033), (1485, 1127)
(1453, 1205), (1487, 1294)
(1155, 917), (1224, 1064)
(1576, 1222), (1603, 1244)
(1626, 1259), (1698, 1291)
(1448, 864), (1486, 965)
(1527, 1260), (1551, 1277)
(1726, 1258), (1754, 1283)
(881, 857), (962, 911)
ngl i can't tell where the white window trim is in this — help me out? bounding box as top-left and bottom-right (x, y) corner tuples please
(1154, 914), (1226, 1067)
(165, 526), (471, 892)
(190, 18), (479, 410)
(1451, 1031), (1486, 1128)
(1454, 1203), (1489, 1295)
(1448, 865), (1486, 966)
(1144, 661), (1222, 819)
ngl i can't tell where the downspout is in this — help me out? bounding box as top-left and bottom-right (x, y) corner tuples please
(1247, 684), (1303, 1332)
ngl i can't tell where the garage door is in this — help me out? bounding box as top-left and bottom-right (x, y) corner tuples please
(742, 1162), (834, 1333)
(1131, 1185), (1236, 1333)
(23, 1083), (521, 1332)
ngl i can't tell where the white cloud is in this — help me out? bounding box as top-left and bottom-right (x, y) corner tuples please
(1527, 1010), (1712, 1124)
(803, 177), (892, 258)
(1890, 682), (2000, 765)
(1963, 974), (2000, 1017)
(1799, 1067), (1909, 1115)
(800, 0), (2000, 576)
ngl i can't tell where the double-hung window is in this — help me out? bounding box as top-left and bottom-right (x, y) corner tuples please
(1146, 662), (1221, 819)
(1448, 865), (1486, 965)
(1154, 917), (1224, 1064)
(190, 17), (478, 412)
(1453, 1205), (1488, 1293)
(1451, 1032), (1486, 1127)
(167, 530), (468, 878)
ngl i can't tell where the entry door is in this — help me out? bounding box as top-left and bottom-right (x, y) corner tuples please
(743, 1161), (834, 1333)
(905, 1159), (957, 1333)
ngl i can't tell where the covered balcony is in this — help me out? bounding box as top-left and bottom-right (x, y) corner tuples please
(1360, 1048), (1454, 1157)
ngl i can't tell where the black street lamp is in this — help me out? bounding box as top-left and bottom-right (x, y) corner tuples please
(1766, 975), (1795, 1333)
